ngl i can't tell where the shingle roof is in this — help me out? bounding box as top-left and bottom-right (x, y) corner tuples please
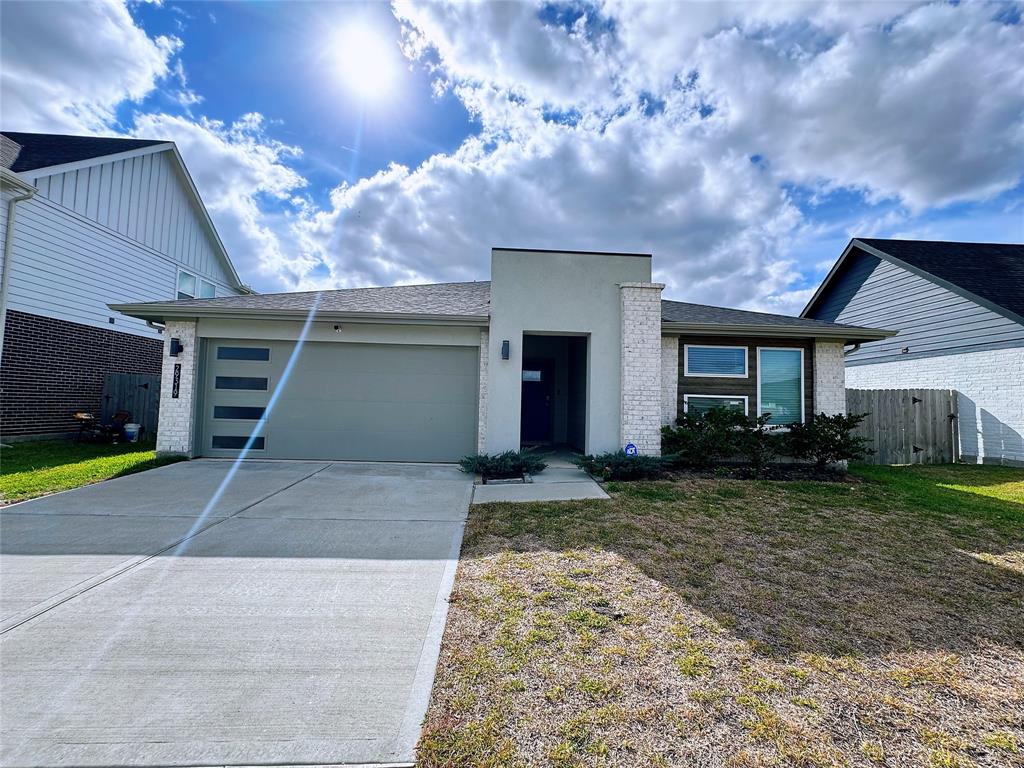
(855, 239), (1024, 319)
(0, 132), (167, 173)
(120, 280), (494, 317)
(660, 299), (875, 331)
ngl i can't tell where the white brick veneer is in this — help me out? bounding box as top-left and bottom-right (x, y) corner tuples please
(661, 336), (679, 425)
(620, 282), (665, 455)
(813, 340), (846, 416)
(156, 319), (198, 456)
(846, 346), (1024, 466)
(477, 329), (489, 453)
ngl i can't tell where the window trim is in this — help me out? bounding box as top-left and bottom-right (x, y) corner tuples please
(176, 269), (197, 300)
(756, 346), (805, 425)
(683, 343), (749, 379)
(683, 394), (749, 416)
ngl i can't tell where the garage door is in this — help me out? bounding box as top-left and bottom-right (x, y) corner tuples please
(199, 339), (479, 462)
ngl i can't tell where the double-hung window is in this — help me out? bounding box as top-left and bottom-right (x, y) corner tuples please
(757, 348), (804, 425)
(684, 344), (748, 378)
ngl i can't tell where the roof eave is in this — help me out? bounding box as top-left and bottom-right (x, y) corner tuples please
(108, 303), (490, 327)
(660, 320), (897, 343)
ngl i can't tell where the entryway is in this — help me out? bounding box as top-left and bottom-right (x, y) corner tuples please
(520, 334), (587, 451)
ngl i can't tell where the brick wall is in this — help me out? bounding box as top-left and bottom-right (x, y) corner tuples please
(846, 346), (1024, 466)
(477, 329), (489, 453)
(620, 283), (664, 455)
(0, 309), (161, 438)
(661, 336), (679, 425)
(155, 319), (198, 456)
(813, 340), (846, 415)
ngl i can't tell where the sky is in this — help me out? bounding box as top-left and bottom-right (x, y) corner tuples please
(1, 0), (1022, 312)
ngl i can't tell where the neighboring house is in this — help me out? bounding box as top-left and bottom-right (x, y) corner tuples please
(113, 248), (892, 462)
(802, 239), (1024, 467)
(0, 132), (250, 439)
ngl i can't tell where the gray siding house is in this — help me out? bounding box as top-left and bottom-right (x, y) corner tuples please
(113, 248), (892, 463)
(0, 132), (250, 438)
(802, 239), (1024, 466)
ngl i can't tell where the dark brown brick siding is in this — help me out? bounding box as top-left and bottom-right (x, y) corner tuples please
(1, 310), (162, 437)
(676, 335), (815, 423)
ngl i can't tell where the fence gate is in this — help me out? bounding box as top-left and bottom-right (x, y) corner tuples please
(101, 373), (161, 441)
(846, 388), (959, 465)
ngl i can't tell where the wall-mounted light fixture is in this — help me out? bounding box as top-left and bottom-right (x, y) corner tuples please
(169, 337), (184, 357)
(333, 324), (344, 333)
(501, 339), (510, 360)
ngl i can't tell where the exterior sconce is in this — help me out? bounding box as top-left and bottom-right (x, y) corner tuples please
(169, 337), (185, 357)
(501, 340), (510, 360)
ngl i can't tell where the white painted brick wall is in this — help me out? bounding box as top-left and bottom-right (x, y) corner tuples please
(156, 319), (198, 456)
(620, 283), (664, 455)
(661, 335), (679, 425)
(813, 340), (846, 416)
(846, 346), (1024, 465)
(477, 329), (488, 453)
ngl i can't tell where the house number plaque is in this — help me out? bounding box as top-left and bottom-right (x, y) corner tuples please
(172, 364), (181, 399)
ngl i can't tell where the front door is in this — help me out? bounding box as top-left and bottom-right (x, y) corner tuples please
(521, 358), (554, 444)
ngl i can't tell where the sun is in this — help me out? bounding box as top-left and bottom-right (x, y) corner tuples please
(330, 23), (399, 103)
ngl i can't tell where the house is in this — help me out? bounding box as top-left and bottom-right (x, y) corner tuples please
(0, 132), (250, 439)
(112, 248), (893, 462)
(802, 239), (1024, 466)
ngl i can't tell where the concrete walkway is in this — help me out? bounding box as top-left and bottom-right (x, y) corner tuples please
(471, 453), (609, 503)
(0, 460), (472, 768)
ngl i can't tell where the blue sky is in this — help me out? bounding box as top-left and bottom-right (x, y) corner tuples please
(2, 1), (1022, 311)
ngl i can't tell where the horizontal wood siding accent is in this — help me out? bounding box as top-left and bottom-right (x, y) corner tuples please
(4, 195), (241, 337)
(809, 249), (1024, 363)
(29, 151), (239, 291)
(676, 335), (814, 423)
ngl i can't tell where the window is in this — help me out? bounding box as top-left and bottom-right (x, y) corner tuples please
(684, 344), (748, 378)
(176, 271), (196, 300)
(215, 376), (268, 391)
(212, 435), (265, 450)
(757, 348), (804, 425)
(522, 370), (542, 382)
(199, 280), (216, 298)
(213, 406), (266, 420)
(683, 395), (748, 417)
(217, 346), (270, 361)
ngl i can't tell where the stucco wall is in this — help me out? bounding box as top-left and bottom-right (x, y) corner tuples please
(846, 346), (1024, 465)
(486, 249), (652, 455)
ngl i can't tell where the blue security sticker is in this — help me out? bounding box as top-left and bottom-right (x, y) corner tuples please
(623, 443), (638, 456)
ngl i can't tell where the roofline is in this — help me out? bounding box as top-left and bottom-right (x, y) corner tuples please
(108, 303), (489, 327)
(660, 320), (897, 342)
(15, 141), (176, 179)
(21, 141), (248, 293)
(492, 246), (652, 258)
(0, 167), (36, 193)
(802, 238), (1024, 326)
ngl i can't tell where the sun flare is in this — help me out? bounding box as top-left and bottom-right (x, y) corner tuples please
(330, 23), (398, 102)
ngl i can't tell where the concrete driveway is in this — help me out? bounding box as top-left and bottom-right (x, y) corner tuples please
(0, 460), (472, 768)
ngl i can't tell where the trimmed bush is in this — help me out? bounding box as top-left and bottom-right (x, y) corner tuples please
(458, 450), (548, 479)
(662, 407), (749, 466)
(735, 414), (786, 474)
(573, 452), (667, 481)
(786, 412), (873, 468)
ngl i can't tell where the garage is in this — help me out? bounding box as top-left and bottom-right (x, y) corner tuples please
(199, 338), (479, 462)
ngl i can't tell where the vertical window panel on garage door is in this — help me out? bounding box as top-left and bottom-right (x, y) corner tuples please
(199, 338), (479, 462)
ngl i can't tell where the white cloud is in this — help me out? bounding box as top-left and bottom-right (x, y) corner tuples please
(0, 0), (179, 132)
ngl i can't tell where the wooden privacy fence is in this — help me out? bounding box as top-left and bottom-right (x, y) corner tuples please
(101, 373), (161, 440)
(846, 388), (959, 465)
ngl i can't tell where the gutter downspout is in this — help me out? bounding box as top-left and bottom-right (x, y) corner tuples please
(844, 343), (862, 357)
(0, 171), (37, 369)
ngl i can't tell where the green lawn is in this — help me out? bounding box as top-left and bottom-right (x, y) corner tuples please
(0, 440), (185, 503)
(419, 463), (1024, 767)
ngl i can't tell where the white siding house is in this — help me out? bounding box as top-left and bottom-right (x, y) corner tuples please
(0, 132), (250, 438)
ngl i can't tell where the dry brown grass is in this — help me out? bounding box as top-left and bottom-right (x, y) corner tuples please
(418, 466), (1024, 768)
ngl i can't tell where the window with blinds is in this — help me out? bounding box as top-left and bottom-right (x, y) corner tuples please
(683, 395), (748, 417)
(684, 345), (748, 377)
(757, 348), (803, 425)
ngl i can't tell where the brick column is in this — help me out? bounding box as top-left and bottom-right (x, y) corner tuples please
(477, 329), (489, 453)
(156, 319), (198, 456)
(620, 282), (665, 455)
(661, 336), (679, 426)
(813, 340), (847, 417)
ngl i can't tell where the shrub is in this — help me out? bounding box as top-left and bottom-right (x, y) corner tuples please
(734, 414), (786, 474)
(459, 450), (547, 479)
(662, 407), (749, 466)
(573, 452), (667, 481)
(786, 412), (872, 468)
